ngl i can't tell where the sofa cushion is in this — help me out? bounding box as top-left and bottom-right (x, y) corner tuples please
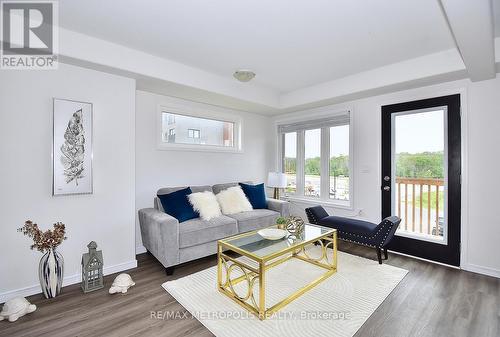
(239, 183), (267, 209)
(179, 215), (238, 248)
(157, 187), (198, 223)
(227, 209), (280, 233)
(319, 215), (378, 236)
(156, 185), (212, 212)
(157, 185), (212, 196)
(212, 181), (252, 195)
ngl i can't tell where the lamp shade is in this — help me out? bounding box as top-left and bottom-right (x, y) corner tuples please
(267, 172), (287, 188)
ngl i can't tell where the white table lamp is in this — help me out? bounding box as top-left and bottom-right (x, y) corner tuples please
(267, 172), (287, 199)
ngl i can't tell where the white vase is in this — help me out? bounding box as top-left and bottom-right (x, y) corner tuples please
(38, 248), (64, 298)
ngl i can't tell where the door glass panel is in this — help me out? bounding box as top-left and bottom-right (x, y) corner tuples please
(393, 109), (446, 242)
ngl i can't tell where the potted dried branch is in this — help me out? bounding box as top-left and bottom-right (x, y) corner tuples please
(18, 221), (67, 299)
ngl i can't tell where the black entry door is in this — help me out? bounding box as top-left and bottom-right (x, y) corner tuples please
(381, 94), (461, 266)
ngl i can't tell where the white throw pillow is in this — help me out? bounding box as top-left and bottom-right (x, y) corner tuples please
(188, 191), (222, 221)
(216, 186), (253, 215)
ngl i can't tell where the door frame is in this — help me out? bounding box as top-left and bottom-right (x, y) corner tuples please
(381, 94), (461, 266)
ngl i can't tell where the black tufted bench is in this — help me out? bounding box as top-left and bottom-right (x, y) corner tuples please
(305, 205), (401, 264)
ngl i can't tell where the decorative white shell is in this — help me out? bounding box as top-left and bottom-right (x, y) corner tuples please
(0, 297), (36, 322)
(112, 273), (135, 287)
(108, 273), (135, 294)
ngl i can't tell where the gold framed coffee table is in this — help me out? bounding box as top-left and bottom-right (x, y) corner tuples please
(217, 224), (337, 320)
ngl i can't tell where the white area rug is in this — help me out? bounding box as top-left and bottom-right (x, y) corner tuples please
(162, 249), (408, 337)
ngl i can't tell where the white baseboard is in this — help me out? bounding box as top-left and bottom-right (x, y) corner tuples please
(389, 250), (500, 279)
(461, 263), (500, 279)
(136, 245), (147, 254)
(388, 250), (460, 269)
(0, 259), (137, 304)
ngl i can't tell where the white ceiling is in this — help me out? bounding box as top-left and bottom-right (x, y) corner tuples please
(59, 0), (456, 93)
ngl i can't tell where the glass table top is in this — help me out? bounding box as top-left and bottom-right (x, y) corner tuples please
(220, 223), (335, 259)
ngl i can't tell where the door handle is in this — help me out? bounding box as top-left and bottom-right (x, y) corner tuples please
(383, 186), (390, 191)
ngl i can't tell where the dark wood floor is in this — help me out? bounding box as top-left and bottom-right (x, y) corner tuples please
(1, 242), (499, 337)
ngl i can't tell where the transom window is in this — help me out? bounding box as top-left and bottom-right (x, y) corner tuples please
(159, 106), (241, 152)
(279, 112), (351, 206)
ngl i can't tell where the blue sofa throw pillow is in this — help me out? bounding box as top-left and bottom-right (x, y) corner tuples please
(239, 183), (267, 209)
(157, 187), (199, 223)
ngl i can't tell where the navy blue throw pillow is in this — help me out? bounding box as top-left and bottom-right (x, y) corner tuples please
(239, 183), (267, 209)
(157, 187), (198, 222)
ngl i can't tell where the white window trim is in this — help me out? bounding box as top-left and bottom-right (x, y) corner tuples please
(277, 109), (354, 209)
(157, 103), (243, 153)
(282, 195), (352, 210)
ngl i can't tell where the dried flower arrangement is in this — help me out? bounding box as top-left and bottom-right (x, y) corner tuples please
(18, 221), (67, 253)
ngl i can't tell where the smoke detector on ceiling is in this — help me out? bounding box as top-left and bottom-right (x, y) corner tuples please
(233, 70), (256, 82)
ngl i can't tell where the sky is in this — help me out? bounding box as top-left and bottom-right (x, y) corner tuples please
(395, 109), (444, 153)
(285, 110), (444, 158)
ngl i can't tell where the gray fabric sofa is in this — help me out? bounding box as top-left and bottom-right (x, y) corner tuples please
(138, 182), (290, 275)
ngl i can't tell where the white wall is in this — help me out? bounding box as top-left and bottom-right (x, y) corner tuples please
(135, 91), (274, 252)
(272, 76), (500, 278)
(0, 63), (137, 302)
(464, 77), (500, 277)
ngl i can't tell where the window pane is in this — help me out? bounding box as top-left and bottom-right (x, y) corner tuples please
(167, 128), (176, 143)
(284, 132), (297, 194)
(188, 128), (201, 138)
(394, 109), (445, 239)
(330, 125), (349, 200)
(305, 129), (321, 197)
(162, 112), (234, 147)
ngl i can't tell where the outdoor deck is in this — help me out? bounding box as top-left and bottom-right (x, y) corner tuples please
(396, 177), (445, 239)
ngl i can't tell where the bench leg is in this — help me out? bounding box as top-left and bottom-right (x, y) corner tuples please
(165, 266), (175, 276)
(376, 248), (382, 264)
(383, 248), (388, 260)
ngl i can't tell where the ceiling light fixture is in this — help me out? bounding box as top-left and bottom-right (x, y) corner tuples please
(233, 70), (256, 82)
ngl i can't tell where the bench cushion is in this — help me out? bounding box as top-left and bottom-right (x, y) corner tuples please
(179, 215), (238, 248)
(227, 209), (279, 233)
(319, 216), (378, 236)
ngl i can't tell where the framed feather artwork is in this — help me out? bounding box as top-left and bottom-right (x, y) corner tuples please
(52, 98), (93, 196)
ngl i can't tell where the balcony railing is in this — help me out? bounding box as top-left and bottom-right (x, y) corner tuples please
(395, 177), (444, 237)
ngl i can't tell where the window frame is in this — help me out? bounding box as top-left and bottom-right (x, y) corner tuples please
(187, 128), (200, 139)
(278, 111), (353, 209)
(157, 103), (243, 153)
